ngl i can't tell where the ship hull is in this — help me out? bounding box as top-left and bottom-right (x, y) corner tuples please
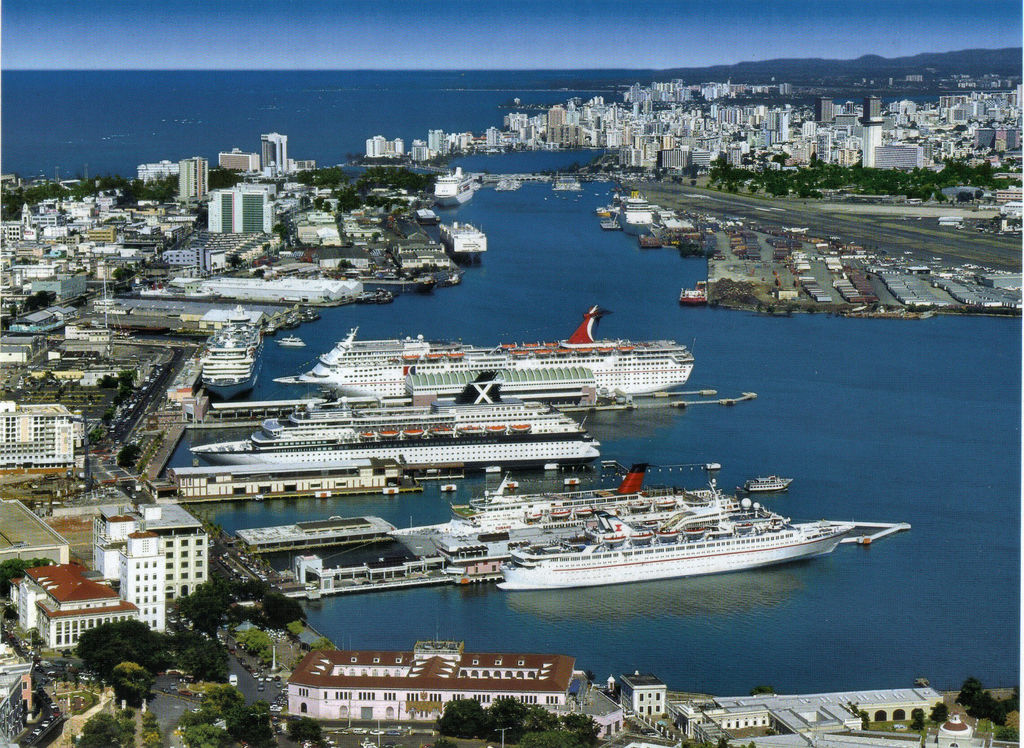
(498, 530), (849, 590)
(192, 440), (600, 469)
(435, 189), (474, 207)
(203, 357), (261, 400)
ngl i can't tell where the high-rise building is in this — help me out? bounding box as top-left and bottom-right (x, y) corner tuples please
(178, 156), (209, 201)
(859, 97), (884, 168)
(547, 105), (566, 137)
(218, 148), (261, 172)
(0, 401), (80, 472)
(260, 132), (289, 176)
(118, 532), (166, 631)
(874, 145), (924, 170)
(208, 188), (273, 234)
(427, 129), (445, 154)
(137, 160), (180, 182)
(814, 97), (834, 123)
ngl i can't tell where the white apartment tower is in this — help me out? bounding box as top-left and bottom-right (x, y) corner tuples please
(178, 156), (209, 201)
(208, 188), (273, 234)
(261, 133), (288, 177)
(118, 532), (166, 631)
(0, 402), (80, 472)
(860, 96), (884, 168)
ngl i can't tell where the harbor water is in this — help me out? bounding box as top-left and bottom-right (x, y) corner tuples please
(170, 179), (1021, 695)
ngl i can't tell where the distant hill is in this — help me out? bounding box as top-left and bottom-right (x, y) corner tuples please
(655, 48), (1022, 84)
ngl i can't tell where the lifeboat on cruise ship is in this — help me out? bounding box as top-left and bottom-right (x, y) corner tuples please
(684, 526), (706, 537)
(564, 477), (581, 487)
(549, 507), (572, 520)
(379, 429), (400, 437)
(630, 530), (655, 544)
(523, 342), (541, 349)
(402, 354), (420, 362)
(735, 522), (754, 534)
(628, 499), (651, 512)
(525, 509), (543, 522)
(555, 348), (571, 356)
(535, 349), (553, 356)
(459, 425), (483, 433)
(431, 425), (454, 435)
(427, 353), (445, 360)
(544, 341), (559, 348)
(403, 428), (425, 437)
(657, 529), (680, 542)
(486, 425), (507, 433)
(360, 431), (376, 439)
(618, 345), (635, 353)
(600, 532), (628, 546)
(448, 351), (465, 359)
(512, 349), (531, 357)
(598, 347), (615, 353)
(510, 424), (531, 433)
(573, 506), (593, 518)
(655, 497), (678, 510)
(500, 343), (517, 350)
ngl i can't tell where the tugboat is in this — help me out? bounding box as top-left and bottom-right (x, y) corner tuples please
(741, 476), (793, 493)
(679, 281), (708, 306)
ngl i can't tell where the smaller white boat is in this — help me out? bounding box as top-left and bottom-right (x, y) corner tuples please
(440, 484), (457, 493)
(742, 476), (793, 493)
(278, 335), (306, 348)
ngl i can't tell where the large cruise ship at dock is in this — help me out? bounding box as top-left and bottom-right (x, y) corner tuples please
(618, 192), (655, 235)
(434, 167), (476, 207)
(498, 490), (853, 590)
(200, 310), (263, 400)
(191, 380), (599, 469)
(439, 222), (487, 262)
(275, 306), (694, 400)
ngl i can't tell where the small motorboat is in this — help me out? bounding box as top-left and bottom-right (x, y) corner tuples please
(277, 335), (306, 347)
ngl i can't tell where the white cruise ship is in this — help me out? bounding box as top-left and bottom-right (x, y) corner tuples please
(434, 167), (476, 207)
(439, 222), (487, 262)
(200, 311), (263, 400)
(275, 306), (694, 400)
(498, 492), (853, 590)
(450, 464), (727, 533)
(618, 191), (655, 235)
(191, 380), (599, 469)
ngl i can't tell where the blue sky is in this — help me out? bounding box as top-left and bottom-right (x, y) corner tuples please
(2, 0), (1020, 70)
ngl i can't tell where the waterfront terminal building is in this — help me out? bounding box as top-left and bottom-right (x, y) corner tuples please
(288, 640), (577, 723)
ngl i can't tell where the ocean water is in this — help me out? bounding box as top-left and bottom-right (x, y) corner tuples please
(1, 70), (620, 178)
(170, 181), (1021, 694)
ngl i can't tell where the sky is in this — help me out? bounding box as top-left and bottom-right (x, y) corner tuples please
(2, 0), (1021, 70)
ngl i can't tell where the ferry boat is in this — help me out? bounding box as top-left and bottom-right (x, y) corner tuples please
(275, 306), (694, 400)
(200, 310), (263, 400)
(191, 379), (600, 470)
(277, 336), (306, 348)
(439, 222), (487, 263)
(742, 476), (793, 493)
(434, 167), (476, 207)
(679, 281), (708, 306)
(498, 494), (853, 590)
(618, 192), (655, 235)
(449, 464), (729, 533)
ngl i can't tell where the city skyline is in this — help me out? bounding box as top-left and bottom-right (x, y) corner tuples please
(1, 0), (1021, 71)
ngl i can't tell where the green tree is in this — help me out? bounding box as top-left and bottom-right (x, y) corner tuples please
(261, 591), (305, 628)
(560, 713), (600, 746)
(182, 722), (233, 748)
(520, 730), (586, 748)
(177, 578), (232, 637)
(486, 697), (531, 742)
(225, 700), (275, 748)
(750, 685), (775, 695)
(117, 444), (142, 468)
(236, 628), (273, 662)
(288, 716), (325, 745)
(439, 697), (489, 738)
(433, 739), (457, 748)
(172, 630), (229, 682)
(310, 636), (336, 651)
(286, 620), (304, 636)
(521, 705), (561, 734)
(207, 168), (242, 190)
(911, 708), (925, 730)
(111, 661), (154, 707)
(78, 713), (130, 748)
(22, 290), (55, 313)
(77, 620), (170, 682)
(930, 702), (949, 723)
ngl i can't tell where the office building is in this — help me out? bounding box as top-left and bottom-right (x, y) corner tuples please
(874, 144), (925, 170)
(0, 651), (32, 744)
(11, 563), (139, 649)
(137, 160), (180, 182)
(860, 96), (884, 168)
(208, 188), (273, 234)
(288, 641), (576, 722)
(218, 148), (261, 172)
(178, 156), (209, 201)
(814, 97), (834, 123)
(0, 402), (80, 473)
(94, 503), (209, 602)
(261, 133), (289, 176)
(618, 672), (667, 717)
(117, 531), (166, 631)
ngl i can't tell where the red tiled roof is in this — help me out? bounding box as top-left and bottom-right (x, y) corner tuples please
(37, 600), (139, 618)
(26, 563), (119, 603)
(128, 531), (158, 539)
(288, 649), (575, 693)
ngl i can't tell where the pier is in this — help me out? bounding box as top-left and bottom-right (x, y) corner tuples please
(236, 515), (396, 553)
(293, 553), (453, 596)
(839, 521), (912, 545)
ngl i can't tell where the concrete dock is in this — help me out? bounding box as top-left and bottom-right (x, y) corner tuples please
(839, 521), (912, 545)
(236, 515), (396, 553)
